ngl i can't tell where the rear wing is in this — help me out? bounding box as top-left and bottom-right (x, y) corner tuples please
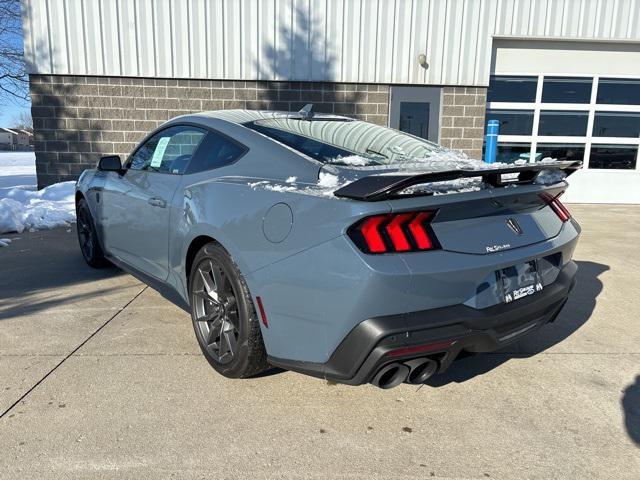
(333, 161), (582, 201)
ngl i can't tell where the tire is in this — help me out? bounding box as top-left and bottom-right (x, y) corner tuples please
(76, 198), (110, 268)
(188, 242), (268, 378)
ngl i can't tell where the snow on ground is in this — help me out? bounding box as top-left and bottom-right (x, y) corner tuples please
(0, 150), (37, 190)
(0, 151), (76, 235)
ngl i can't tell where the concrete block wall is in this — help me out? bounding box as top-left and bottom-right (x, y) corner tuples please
(439, 86), (487, 160)
(29, 75), (390, 188)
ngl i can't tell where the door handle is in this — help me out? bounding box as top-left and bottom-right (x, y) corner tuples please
(147, 197), (167, 208)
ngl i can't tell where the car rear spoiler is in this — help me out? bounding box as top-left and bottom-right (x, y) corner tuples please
(333, 161), (582, 201)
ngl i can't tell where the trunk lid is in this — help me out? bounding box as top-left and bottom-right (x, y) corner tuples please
(332, 161), (579, 255)
(426, 191), (563, 254)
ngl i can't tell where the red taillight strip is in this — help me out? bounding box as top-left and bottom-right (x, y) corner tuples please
(386, 340), (455, 357)
(385, 213), (413, 251)
(359, 215), (388, 253)
(350, 210), (439, 254)
(408, 212), (434, 250)
(554, 198), (571, 221)
(540, 192), (571, 222)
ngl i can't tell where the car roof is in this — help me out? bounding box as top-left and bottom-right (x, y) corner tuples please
(192, 109), (353, 125)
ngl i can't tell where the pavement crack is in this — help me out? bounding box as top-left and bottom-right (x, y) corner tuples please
(0, 286), (148, 420)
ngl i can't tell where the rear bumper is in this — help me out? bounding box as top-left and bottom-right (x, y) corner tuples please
(268, 260), (577, 385)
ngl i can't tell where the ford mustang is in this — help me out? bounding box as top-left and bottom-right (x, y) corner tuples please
(75, 107), (581, 389)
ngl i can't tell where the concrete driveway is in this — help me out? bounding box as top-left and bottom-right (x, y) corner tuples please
(1, 205), (638, 479)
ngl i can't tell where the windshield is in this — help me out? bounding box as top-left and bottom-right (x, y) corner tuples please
(245, 118), (444, 166)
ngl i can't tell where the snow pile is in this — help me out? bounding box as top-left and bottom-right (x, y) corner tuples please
(0, 181), (76, 234)
(336, 150), (566, 196)
(247, 169), (351, 198)
(0, 151), (77, 235)
(247, 150), (567, 199)
(248, 178), (347, 198)
(318, 172), (339, 188)
(0, 238), (11, 247)
(330, 155), (371, 166)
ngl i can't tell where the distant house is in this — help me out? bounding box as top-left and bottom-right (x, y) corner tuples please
(0, 128), (33, 150)
(15, 130), (33, 147)
(0, 128), (17, 149)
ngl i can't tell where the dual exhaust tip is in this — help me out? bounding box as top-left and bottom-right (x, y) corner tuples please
(371, 358), (438, 389)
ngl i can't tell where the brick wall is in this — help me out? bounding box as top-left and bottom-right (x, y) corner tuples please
(29, 75), (390, 188)
(439, 86), (487, 160)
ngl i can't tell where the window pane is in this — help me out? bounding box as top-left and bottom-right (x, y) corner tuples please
(535, 144), (585, 162)
(492, 143), (531, 164)
(487, 76), (537, 102)
(128, 126), (206, 174)
(589, 145), (637, 169)
(592, 112), (640, 137)
(399, 102), (430, 139)
(187, 132), (246, 173)
(538, 111), (588, 136)
(541, 77), (592, 103)
(485, 109), (534, 135)
(597, 78), (640, 105)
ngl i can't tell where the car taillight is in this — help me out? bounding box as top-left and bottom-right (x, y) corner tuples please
(540, 192), (572, 222)
(348, 210), (440, 254)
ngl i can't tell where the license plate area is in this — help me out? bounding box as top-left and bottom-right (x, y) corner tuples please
(497, 260), (543, 304)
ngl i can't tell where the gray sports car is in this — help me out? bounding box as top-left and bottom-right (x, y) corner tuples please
(75, 107), (581, 389)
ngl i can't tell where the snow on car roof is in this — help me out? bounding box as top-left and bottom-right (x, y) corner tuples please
(197, 109), (351, 124)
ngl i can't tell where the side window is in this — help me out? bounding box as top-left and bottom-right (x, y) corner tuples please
(128, 126), (207, 174)
(186, 131), (246, 174)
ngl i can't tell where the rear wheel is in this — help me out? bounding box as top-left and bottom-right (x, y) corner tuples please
(189, 242), (268, 378)
(76, 198), (109, 268)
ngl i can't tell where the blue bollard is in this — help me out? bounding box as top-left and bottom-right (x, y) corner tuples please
(484, 119), (500, 163)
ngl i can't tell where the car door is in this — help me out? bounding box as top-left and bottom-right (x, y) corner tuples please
(101, 125), (208, 280)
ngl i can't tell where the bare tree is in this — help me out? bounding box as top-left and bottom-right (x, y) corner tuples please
(0, 0), (28, 104)
(11, 110), (32, 131)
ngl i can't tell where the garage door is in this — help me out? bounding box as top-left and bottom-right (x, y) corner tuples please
(487, 39), (640, 204)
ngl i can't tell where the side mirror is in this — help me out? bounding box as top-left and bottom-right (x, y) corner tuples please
(97, 155), (123, 173)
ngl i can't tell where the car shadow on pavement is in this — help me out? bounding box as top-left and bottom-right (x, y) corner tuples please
(0, 227), (126, 320)
(622, 376), (640, 447)
(0, 285), (129, 321)
(425, 260), (608, 387)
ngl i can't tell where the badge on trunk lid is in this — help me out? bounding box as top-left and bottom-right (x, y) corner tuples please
(506, 217), (524, 235)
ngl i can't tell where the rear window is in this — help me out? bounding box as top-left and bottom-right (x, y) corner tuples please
(249, 123), (352, 162)
(245, 118), (442, 166)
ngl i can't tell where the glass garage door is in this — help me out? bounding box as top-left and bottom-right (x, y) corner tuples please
(485, 75), (640, 171)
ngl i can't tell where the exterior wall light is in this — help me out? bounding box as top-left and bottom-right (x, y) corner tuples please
(418, 53), (429, 69)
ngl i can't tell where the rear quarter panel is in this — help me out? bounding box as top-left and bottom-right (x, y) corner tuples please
(166, 173), (392, 302)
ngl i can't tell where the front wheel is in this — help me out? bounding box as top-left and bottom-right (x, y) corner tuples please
(189, 242), (269, 378)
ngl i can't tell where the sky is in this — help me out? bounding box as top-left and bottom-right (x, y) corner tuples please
(0, 100), (30, 127)
(0, 1), (31, 128)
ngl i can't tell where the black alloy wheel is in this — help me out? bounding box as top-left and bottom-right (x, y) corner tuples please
(192, 258), (241, 364)
(189, 242), (268, 378)
(76, 198), (109, 268)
